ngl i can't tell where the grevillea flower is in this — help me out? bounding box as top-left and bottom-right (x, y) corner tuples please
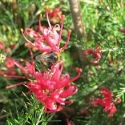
(90, 87), (121, 117)
(21, 8), (71, 53)
(28, 62), (82, 113)
(4, 50), (82, 112)
(83, 45), (102, 64)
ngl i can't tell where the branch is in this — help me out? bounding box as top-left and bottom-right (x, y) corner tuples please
(68, 0), (86, 42)
(68, 0), (87, 66)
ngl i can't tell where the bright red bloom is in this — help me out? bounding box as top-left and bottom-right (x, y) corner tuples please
(28, 63), (82, 113)
(5, 51), (82, 113)
(83, 45), (102, 64)
(21, 9), (71, 53)
(91, 88), (121, 117)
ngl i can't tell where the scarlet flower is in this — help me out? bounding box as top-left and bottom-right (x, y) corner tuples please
(83, 45), (102, 64)
(28, 63), (82, 113)
(21, 8), (71, 53)
(5, 50), (82, 113)
(91, 88), (121, 117)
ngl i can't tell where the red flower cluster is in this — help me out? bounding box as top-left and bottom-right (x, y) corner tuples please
(83, 45), (102, 64)
(21, 7), (71, 53)
(3, 8), (82, 113)
(90, 88), (121, 117)
(28, 63), (82, 113)
(5, 53), (82, 112)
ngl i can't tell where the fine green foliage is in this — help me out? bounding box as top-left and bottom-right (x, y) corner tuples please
(6, 94), (52, 125)
(0, 0), (125, 125)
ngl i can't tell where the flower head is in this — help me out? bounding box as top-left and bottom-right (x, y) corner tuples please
(83, 45), (102, 64)
(90, 87), (121, 117)
(28, 63), (82, 113)
(21, 8), (71, 53)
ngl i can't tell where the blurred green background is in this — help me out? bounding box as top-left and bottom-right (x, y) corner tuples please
(0, 0), (125, 125)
